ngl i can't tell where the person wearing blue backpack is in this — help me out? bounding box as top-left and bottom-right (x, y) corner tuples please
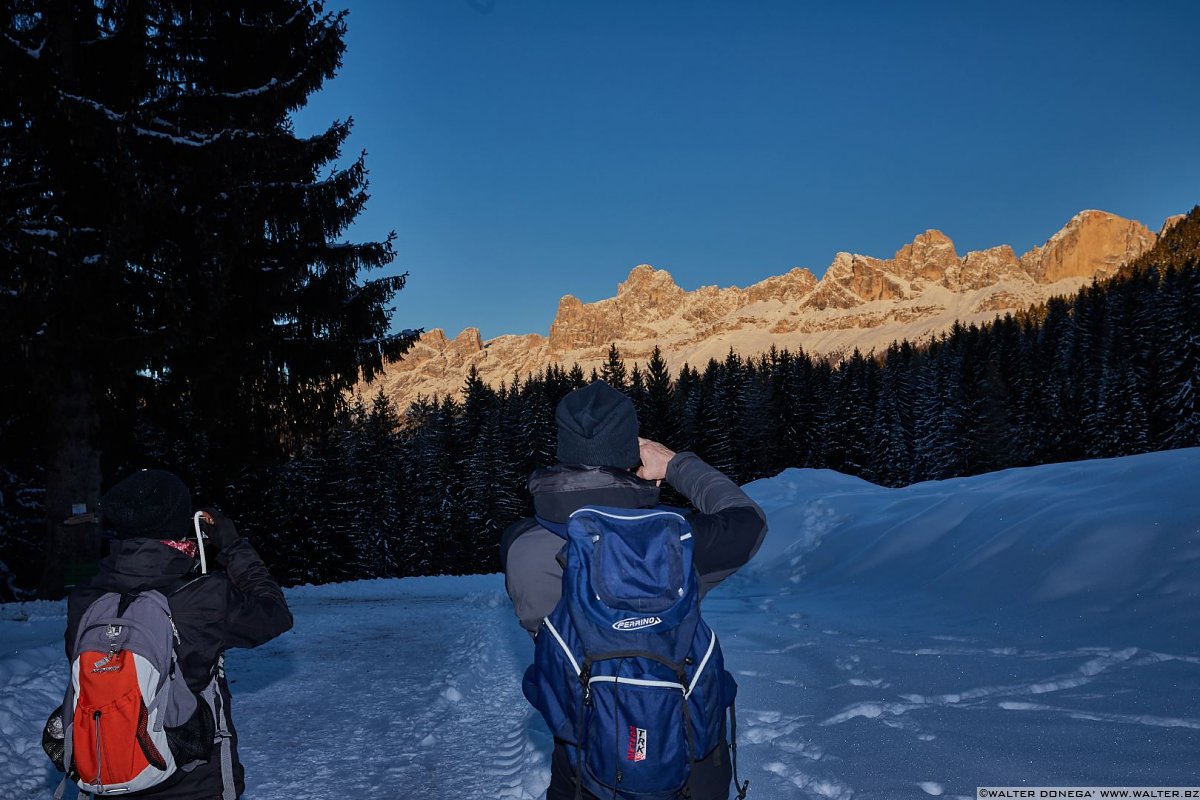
(502, 380), (768, 800)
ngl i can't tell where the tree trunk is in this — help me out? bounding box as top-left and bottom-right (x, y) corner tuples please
(38, 366), (102, 599)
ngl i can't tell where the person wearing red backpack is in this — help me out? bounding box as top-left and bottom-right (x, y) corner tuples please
(45, 469), (293, 800)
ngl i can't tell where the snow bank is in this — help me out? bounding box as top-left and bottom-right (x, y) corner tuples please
(742, 448), (1200, 645)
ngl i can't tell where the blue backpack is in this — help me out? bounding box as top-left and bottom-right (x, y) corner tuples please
(523, 506), (748, 800)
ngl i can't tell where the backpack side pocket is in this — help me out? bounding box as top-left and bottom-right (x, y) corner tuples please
(165, 696), (215, 765)
(42, 707), (66, 773)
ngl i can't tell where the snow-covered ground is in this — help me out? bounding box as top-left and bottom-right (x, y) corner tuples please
(3, 448), (1199, 799)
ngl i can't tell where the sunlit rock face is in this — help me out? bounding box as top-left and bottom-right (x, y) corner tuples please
(370, 210), (1158, 409)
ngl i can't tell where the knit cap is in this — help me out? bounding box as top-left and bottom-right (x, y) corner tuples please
(555, 381), (640, 468)
(100, 469), (193, 540)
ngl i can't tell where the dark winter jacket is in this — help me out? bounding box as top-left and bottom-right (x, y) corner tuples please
(64, 536), (293, 800)
(501, 451), (768, 635)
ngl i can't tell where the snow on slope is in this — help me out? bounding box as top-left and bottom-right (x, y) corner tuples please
(2, 449), (1198, 799)
(742, 450), (1200, 647)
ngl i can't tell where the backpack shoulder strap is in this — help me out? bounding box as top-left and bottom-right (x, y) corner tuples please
(201, 657), (237, 800)
(533, 514), (568, 538)
(116, 592), (138, 616)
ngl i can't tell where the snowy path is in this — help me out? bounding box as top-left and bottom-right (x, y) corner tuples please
(231, 577), (551, 799)
(5, 576), (1198, 799)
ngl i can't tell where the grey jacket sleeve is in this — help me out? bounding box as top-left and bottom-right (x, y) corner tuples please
(666, 451), (768, 595)
(504, 526), (565, 635)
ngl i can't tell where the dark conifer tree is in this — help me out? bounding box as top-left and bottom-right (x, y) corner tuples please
(0, 463), (43, 601)
(820, 349), (874, 475)
(400, 396), (462, 576)
(241, 420), (357, 586)
(773, 348), (822, 469)
(627, 363), (649, 425)
(870, 343), (916, 486)
(1004, 316), (1040, 467)
(343, 391), (405, 577)
(1, 1), (416, 596)
(692, 359), (734, 476)
(673, 364), (701, 453)
(1158, 267), (1200, 448)
(458, 366), (500, 566)
(600, 343), (628, 390)
(642, 346), (679, 446)
(513, 371), (557, 478)
(961, 324), (1014, 475)
(711, 351), (747, 481)
(567, 363), (587, 388)
(734, 355), (770, 478)
(912, 337), (970, 481)
(1032, 298), (1075, 463)
(493, 380), (532, 527)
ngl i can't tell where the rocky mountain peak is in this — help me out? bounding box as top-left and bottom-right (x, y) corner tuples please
(892, 229), (960, 282)
(369, 208), (1165, 411)
(547, 265), (688, 351)
(455, 327), (484, 351)
(1019, 210), (1155, 283)
(616, 265), (686, 316)
(745, 267), (819, 303)
(617, 264), (680, 297)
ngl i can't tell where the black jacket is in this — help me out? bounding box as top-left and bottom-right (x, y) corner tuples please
(501, 451), (768, 635)
(65, 537), (293, 800)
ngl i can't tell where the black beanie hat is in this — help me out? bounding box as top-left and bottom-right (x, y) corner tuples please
(100, 469), (193, 540)
(556, 381), (640, 468)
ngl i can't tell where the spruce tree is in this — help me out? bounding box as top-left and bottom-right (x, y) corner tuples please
(1158, 267), (1200, 447)
(627, 363), (649, 424)
(567, 363), (587, 388)
(673, 364), (701, 453)
(400, 396), (462, 576)
(1, 2), (416, 596)
(600, 343), (628, 390)
(870, 343), (916, 486)
(642, 346), (680, 446)
(344, 391), (405, 577)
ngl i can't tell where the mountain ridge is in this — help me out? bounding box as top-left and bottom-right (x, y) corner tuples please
(373, 210), (1160, 407)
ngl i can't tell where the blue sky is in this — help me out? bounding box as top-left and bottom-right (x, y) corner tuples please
(291, 0), (1200, 340)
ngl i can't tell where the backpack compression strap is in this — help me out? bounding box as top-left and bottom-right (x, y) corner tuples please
(730, 701), (749, 799)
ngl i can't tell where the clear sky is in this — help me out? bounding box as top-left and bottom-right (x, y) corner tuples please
(291, 0), (1200, 341)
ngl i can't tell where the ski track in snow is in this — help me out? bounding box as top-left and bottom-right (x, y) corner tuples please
(233, 582), (550, 800)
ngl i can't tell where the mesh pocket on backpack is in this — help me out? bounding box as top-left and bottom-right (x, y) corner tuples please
(136, 700), (168, 770)
(42, 709), (66, 773)
(165, 698), (215, 765)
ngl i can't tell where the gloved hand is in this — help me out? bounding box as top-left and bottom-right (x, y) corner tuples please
(198, 507), (241, 552)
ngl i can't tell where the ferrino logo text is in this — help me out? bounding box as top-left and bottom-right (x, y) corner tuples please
(612, 616), (663, 631)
